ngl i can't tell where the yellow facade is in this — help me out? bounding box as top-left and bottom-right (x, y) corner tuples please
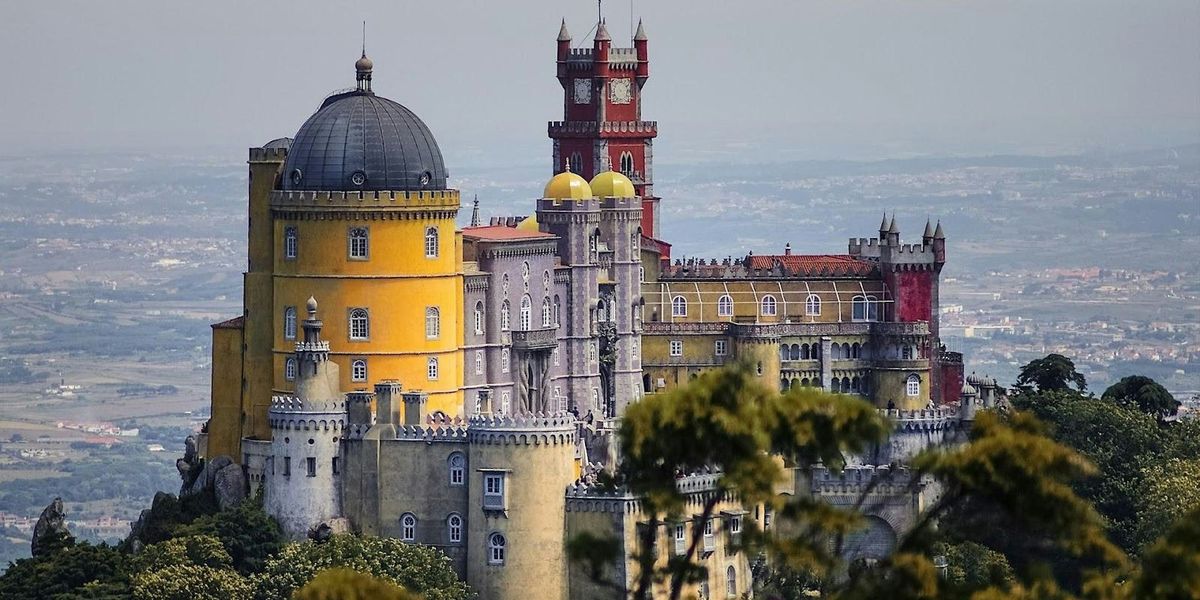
(205, 320), (244, 459)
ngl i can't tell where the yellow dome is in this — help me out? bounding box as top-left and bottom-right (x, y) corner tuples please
(590, 170), (636, 198)
(543, 171), (592, 200)
(516, 214), (539, 231)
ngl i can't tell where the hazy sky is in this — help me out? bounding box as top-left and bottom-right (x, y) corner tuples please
(1, 0), (1197, 162)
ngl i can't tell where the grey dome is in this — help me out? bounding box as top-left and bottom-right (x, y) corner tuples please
(281, 91), (447, 192)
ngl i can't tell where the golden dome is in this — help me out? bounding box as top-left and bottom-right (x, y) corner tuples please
(589, 170), (636, 198)
(516, 214), (540, 231)
(543, 170), (592, 200)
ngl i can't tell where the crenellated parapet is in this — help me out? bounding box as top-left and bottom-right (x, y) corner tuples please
(467, 412), (576, 446)
(810, 464), (927, 496)
(882, 407), (961, 433)
(269, 189), (460, 220)
(248, 147), (288, 163)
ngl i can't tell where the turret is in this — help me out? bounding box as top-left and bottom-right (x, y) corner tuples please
(593, 20), (611, 78)
(887, 214), (900, 246)
(932, 220), (946, 264)
(879, 213), (890, 244)
(634, 19), (649, 86)
(556, 19), (571, 79)
(922, 219), (934, 246)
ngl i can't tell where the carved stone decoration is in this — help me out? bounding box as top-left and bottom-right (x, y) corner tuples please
(31, 497), (72, 557)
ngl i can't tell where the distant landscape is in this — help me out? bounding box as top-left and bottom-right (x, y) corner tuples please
(0, 143), (1196, 566)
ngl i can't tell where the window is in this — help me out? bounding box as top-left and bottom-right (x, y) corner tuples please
(619, 151), (634, 176)
(761, 295), (777, 316)
(283, 307), (297, 340)
(349, 308), (369, 340)
(348, 227), (369, 259)
(553, 348), (560, 366)
(714, 339), (728, 356)
(401, 514), (416, 541)
(670, 340), (683, 357)
(424, 226), (439, 258)
(639, 266), (645, 283)
(426, 307), (440, 339)
(484, 473), (505, 510)
(520, 295), (532, 330)
(501, 349), (510, 373)
(553, 296), (561, 325)
(726, 566), (737, 598)
(671, 295), (687, 318)
(906, 374), (921, 397)
(674, 523), (686, 555)
(703, 519), (715, 552)
(449, 453), (465, 486)
(852, 295), (878, 322)
(351, 359), (367, 382)
(501, 301), (510, 331)
(569, 152), (582, 174)
(501, 392), (511, 415)
(447, 514), (463, 544)
(284, 226), (297, 259)
(427, 357), (439, 380)
(542, 297), (552, 327)
(332, 457), (339, 475)
(474, 350), (483, 375)
(283, 456), (291, 477)
(717, 295), (733, 317)
(488, 532), (506, 565)
(474, 302), (485, 335)
(285, 358), (297, 381)
(543, 270), (551, 290)
(306, 457), (316, 477)
(805, 294), (821, 316)
(728, 516), (741, 534)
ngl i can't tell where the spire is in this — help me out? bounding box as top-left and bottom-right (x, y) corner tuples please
(354, 48), (373, 93)
(634, 18), (648, 41)
(879, 213), (889, 233)
(470, 195), (480, 227)
(595, 19), (611, 42)
(923, 218), (935, 239)
(888, 213), (899, 234)
(557, 18), (571, 41)
(934, 220), (945, 239)
(302, 296), (323, 345)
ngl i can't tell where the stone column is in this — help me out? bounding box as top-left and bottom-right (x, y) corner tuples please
(820, 336), (833, 391)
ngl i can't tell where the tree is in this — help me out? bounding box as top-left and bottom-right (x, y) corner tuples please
(173, 495), (283, 574)
(1132, 505), (1200, 599)
(1135, 459), (1200, 550)
(294, 568), (422, 600)
(132, 564), (252, 600)
(0, 542), (131, 599)
(251, 534), (471, 600)
(1015, 354), (1087, 393)
(1102, 375), (1179, 421)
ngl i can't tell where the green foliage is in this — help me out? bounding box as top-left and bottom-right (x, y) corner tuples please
(934, 541), (1016, 597)
(174, 495), (284, 574)
(0, 541), (131, 599)
(251, 534), (471, 600)
(1135, 458), (1200, 549)
(133, 534), (232, 571)
(132, 564), (252, 600)
(294, 568), (422, 600)
(1133, 505), (1200, 600)
(1101, 375), (1179, 421)
(1015, 353), (1087, 393)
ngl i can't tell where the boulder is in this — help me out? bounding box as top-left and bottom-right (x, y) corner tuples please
(213, 463), (247, 510)
(188, 454), (234, 496)
(31, 497), (72, 557)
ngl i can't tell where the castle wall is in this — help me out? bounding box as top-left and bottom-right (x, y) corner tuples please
(207, 321), (245, 460)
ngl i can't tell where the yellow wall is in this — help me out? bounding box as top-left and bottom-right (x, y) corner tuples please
(642, 280), (888, 324)
(242, 152), (286, 442)
(206, 323), (244, 459)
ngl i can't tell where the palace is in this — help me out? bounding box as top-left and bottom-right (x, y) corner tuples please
(199, 17), (994, 600)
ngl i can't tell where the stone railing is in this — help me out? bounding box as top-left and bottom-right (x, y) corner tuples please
(511, 327), (558, 350)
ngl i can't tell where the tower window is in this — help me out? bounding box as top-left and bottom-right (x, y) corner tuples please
(501, 301), (511, 331)
(569, 152), (582, 175)
(427, 357), (439, 381)
(285, 358), (297, 381)
(306, 457), (316, 478)
(426, 307), (441, 339)
(907, 374), (921, 397)
(474, 301), (485, 335)
(283, 226), (298, 260)
(448, 514), (463, 544)
(475, 350), (483, 375)
(726, 566), (737, 598)
(639, 266), (646, 283)
(283, 456), (291, 477)
(348, 308), (369, 340)
(488, 532), (506, 565)
(542, 297), (553, 328)
(283, 306), (297, 340)
(670, 340), (683, 357)
(401, 513), (416, 541)
(715, 339), (728, 356)
(448, 453), (465, 486)
(348, 227), (369, 260)
(520, 295), (532, 330)
(424, 226), (439, 258)
(852, 295), (879, 322)
(501, 348), (510, 373)
(717, 295), (733, 318)
(671, 295), (687, 318)
(351, 359), (367, 382)
(760, 295), (777, 316)
(553, 295), (561, 325)
(619, 151), (634, 176)
(501, 392), (511, 415)
(483, 473), (506, 510)
(805, 294), (821, 316)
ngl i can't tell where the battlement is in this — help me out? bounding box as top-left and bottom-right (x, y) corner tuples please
(810, 464), (925, 494)
(468, 412), (576, 431)
(598, 196), (642, 209)
(566, 47), (595, 60)
(467, 412), (576, 446)
(269, 395), (346, 414)
(294, 340), (330, 353)
(881, 407), (961, 432)
(394, 423), (469, 443)
(269, 189), (460, 211)
(249, 147), (288, 162)
(548, 120), (658, 139)
(538, 196), (600, 210)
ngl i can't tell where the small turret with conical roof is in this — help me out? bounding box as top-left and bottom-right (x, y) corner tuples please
(923, 218), (935, 245)
(887, 213), (900, 246)
(634, 19), (649, 84)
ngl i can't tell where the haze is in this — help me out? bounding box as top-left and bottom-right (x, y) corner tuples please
(1, 0), (1197, 164)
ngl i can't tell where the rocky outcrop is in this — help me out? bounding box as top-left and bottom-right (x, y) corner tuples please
(176, 435), (246, 507)
(213, 462), (247, 511)
(31, 497), (73, 557)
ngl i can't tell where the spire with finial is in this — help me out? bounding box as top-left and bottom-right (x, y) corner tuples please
(557, 18), (571, 42)
(302, 296), (323, 345)
(933, 220), (945, 240)
(879, 212), (889, 235)
(355, 21), (373, 93)
(595, 18), (611, 42)
(563, 157), (572, 173)
(923, 218), (935, 242)
(470, 195), (480, 227)
(634, 18), (648, 41)
(888, 213), (899, 234)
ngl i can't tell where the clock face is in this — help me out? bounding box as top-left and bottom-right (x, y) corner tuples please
(609, 78), (633, 104)
(573, 79), (591, 104)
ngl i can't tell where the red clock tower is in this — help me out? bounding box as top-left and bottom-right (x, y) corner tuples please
(551, 18), (666, 251)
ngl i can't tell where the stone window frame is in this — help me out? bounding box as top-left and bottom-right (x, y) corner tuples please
(283, 306), (297, 340)
(427, 357), (439, 381)
(306, 457), (316, 478)
(447, 513), (463, 544)
(520, 294), (533, 331)
(347, 226), (370, 260)
(671, 295), (687, 318)
(760, 295), (778, 317)
(501, 348), (510, 373)
(669, 340), (683, 357)
(348, 308), (370, 341)
(542, 297), (553, 328)
(717, 294), (733, 318)
(400, 513), (417, 541)
(448, 453), (466, 486)
(474, 350), (483, 375)
(501, 300), (511, 331)
(805, 294), (821, 316)
(283, 226), (298, 260)
(714, 339), (728, 357)
(488, 532), (506, 565)
(725, 566), (737, 598)
(424, 226), (439, 259)
(284, 358), (297, 381)
(851, 295), (879, 322)
(426, 306), (441, 339)
(906, 373), (921, 397)
(474, 301), (485, 335)
(351, 358), (368, 382)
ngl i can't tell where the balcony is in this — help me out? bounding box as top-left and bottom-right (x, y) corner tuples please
(511, 328), (557, 351)
(873, 358), (930, 370)
(547, 120), (658, 139)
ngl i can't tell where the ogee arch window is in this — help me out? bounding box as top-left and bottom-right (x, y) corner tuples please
(348, 308), (370, 340)
(520, 295), (532, 330)
(426, 307), (440, 339)
(424, 226), (439, 258)
(400, 513), (416, 541)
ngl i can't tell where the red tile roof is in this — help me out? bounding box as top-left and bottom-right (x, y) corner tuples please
(462, 226), (554, 241)
(746, 254), (875, 277)
(211, 316), (245, 329)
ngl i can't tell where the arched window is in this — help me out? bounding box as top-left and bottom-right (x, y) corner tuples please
(500, 392), (511, 415)
(831, 343), (841, 359)
(348, 227), (369, 259)
(447, 513), (463, 544)
(474, 302), (485, 335)
(488, 532), (506, 565)
(671, 295), (687, 318)
(400, 513), (416, 541)
(283, 226), (298, 259)
(520, 295), (532, 330)
(760, 295), (777, 316)
(448, 453), (465, 486)
(805, 294), (821, 316)
(779, 344), (790, 361)
(726, 566), (737, 597)
(852, 295), (878, 321)
(801, 343), (810, 360)
(427, 357), (439, 380)
(542, 297), (553, 327)
(283, 306), (297, 340)
(351, 359), (367, 382)
(349, 308), (369, 340)
(619, 151), (634, 176)
(501, 348), (510, 373)
(553, 295), (561, 325)
(285, 358), (297, 381)
(424, 226), (439, 258)
(501, 301), (510, 331)
(790, 344), (800, 360)
(425, 307), (440, 339)
(717, 295), (733, 317)
(569, 152), (582, 175)
(543, 270), (551, 290)
(474, 350), (483, 375)
(639, 266), (646, 283)
(906, 374), (921, 397)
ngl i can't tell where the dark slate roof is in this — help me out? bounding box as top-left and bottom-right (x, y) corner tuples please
(280, 91), (447, 192)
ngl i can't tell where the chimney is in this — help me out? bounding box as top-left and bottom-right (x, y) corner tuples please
(402, 391), (429, 426)
(374, 380), (403, 426)
(784, 243), (792, 256)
